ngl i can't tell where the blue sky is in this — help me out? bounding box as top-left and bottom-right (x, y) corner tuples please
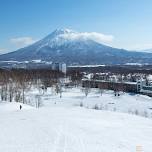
(0, 0), (152, 53)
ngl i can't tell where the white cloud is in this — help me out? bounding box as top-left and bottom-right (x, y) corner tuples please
(10, 37), (37, 48)
(59, 32), (114, 44)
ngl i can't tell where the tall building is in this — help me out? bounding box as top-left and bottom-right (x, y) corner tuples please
(51, 62), (66, 74)
(52, 62), (60, 71)
(59, 63), (66, 74)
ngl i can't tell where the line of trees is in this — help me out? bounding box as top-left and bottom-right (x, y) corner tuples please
(0, 69), (64, 104)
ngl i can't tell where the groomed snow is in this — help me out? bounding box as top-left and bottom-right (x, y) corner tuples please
(0, 87), (152, 152)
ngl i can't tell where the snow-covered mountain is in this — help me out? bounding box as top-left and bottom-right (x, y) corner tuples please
(140, 49), (152, 53)
(0, 28), (152, 65)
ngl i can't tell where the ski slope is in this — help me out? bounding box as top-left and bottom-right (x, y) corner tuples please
(0, 88), (152, 152)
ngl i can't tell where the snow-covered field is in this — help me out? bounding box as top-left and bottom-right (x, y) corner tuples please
(0, 87), (152, 152)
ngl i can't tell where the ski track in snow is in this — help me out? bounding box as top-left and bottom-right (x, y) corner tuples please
(51, 119), (86, 152)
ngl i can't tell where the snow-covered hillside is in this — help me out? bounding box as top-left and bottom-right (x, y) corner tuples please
(26, 87), (152, 118)
(0, 87), (152, 152)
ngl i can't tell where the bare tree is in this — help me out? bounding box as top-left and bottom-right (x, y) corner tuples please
(82, 81), (90, 97)
(35, 95), (42, 108)
(8, 80), (15, 102)
(55, 82), (63, 98)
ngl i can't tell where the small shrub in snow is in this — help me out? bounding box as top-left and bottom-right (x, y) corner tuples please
(104, 105), (108, 110)
(135, 109), (139, 115)
(93, 104), (99, 110)
(82, 87), (90, 97)
(128, 109), (133, 114)
(86, 105), (89, 109)
(100, 104), (103, 110)
(143, 110), (148, 118)
(80, 102), (84, 107)
(113, 107), (117, 111)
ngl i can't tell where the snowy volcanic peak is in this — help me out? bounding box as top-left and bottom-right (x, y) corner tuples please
(36, 28), (79, 48)
(44, 28), (78, 40)
(37, 28), (113, 48)
(52, 28), (76, 35)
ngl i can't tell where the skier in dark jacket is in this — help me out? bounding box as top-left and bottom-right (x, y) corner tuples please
(20, 105), (22, 110)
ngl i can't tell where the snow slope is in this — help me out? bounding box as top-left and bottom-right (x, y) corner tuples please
(0, 88), (152, 152)
(27, 87), (152, 118)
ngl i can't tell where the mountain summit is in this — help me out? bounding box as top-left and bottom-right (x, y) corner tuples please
(0, 28), (152, 65)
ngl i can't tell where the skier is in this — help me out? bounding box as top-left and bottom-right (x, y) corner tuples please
(20, 105), (22, 110)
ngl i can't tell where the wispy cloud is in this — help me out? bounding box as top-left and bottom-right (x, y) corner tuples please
(60, 32), (114, 44)
(10, 37), (37, 48)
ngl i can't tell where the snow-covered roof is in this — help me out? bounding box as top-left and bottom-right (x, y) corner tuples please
(82, 79), (137, 85)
